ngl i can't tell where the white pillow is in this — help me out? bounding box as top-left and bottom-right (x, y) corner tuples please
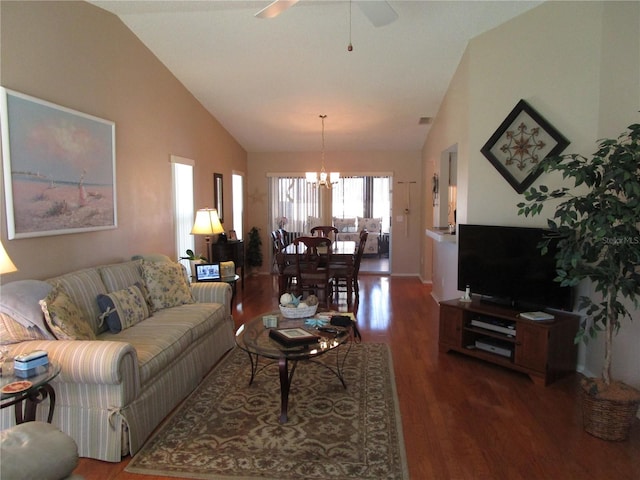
(306, 216), (323, 233)
(333, 217), (356, 233)
(0, 280), (55, 339)
(357, 217), (382, 233)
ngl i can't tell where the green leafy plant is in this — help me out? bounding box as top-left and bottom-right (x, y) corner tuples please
(246, 227), (263, 268)
(180, 249), (207, 262)
(517, 122), (640, 386)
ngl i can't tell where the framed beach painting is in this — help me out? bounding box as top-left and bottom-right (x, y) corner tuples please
(1, 88), (116, 239)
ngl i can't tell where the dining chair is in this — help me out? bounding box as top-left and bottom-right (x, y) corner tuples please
(310, 226), (339, 240)
(332, 229), (368, 305)
(292, 236), (334, 305)
(271, 230), (284, 272)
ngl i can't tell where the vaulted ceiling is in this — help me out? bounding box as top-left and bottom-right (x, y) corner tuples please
(91, 1), (541, 152)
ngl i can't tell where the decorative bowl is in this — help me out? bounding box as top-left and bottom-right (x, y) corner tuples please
(279, 304), (318, 319)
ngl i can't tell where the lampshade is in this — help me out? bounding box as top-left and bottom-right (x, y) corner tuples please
(0, 240), (17, 274)
(191, 208), (224, 236)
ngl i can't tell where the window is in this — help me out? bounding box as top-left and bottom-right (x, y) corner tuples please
(171, 156), (195, 270)
(332, 176), (391, 232)
(269, 175), (319, 233)
(232, 172), (244, 239)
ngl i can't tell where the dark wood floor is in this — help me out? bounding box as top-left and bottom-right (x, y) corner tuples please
(76, 273), (640, 479)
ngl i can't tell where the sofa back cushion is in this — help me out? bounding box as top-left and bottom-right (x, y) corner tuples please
(99, 260), (144, 293)
(47, 268), (108, 335)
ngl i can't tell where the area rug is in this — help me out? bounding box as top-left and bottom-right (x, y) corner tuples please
(126, 343), (408, 480)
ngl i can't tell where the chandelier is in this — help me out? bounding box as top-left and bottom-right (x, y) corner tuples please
(306, 114), (339, 188)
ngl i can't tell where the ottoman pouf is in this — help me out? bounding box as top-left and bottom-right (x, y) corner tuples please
(1, 422), (82, 480)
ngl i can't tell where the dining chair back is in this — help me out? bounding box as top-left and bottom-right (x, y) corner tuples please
(271, 230), (287, 273)
(352, 230), (369, 294)
(293, 236), (333, 305)
(310, 225), (339, 240)
(332, 229), (368, 305)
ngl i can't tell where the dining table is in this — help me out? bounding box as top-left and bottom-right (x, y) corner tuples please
(276, 240), (356, 299)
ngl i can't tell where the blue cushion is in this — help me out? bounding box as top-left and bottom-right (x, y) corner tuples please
(97, 284), (150, 333)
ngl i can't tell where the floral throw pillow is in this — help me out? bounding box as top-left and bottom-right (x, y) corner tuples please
(333, 217), (356, 233)
(357, 217), (382, 233)
(141, 261), (195, 312)
(39, 285), (96, 340)
(97, 284), (150, 333)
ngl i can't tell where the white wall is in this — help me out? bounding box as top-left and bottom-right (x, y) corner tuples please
(423, 1), (640, 392)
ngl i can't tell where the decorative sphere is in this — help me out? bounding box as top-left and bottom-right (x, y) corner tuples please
(297, 302), (308, 309)
(280, 293), (293, 306)
(305, 295), (319, 306)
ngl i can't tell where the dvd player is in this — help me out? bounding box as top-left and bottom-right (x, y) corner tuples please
(470, 317), (516, 336)
(475, 338), (512, 358)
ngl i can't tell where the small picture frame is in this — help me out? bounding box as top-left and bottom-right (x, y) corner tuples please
(229, 230), (237, 240)
(268, 327), (318, 346)
(480, 99), (569, 194)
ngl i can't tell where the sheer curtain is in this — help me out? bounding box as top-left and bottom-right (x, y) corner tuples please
(332, 177), (364, 219)
(268, 175), (319, 234)
(332, 176), (391, 232)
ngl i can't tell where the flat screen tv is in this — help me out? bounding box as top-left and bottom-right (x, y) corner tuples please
(457, 224), (573, 311)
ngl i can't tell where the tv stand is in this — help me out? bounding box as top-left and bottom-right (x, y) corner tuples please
(438, 297), (579, 385)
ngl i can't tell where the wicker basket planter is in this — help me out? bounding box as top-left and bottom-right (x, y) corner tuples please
(279, 304), (318, 319)
(581, 378), (640, 441)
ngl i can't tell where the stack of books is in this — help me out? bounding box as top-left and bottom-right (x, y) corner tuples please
(14, 350), (49, 378)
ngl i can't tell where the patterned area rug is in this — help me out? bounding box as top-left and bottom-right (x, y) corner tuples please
(126, 343), (408, 480)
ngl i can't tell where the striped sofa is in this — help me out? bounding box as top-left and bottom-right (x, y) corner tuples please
(0, 257), (235, 462)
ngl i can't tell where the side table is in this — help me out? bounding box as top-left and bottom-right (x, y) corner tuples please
(217, 274), (240, 302)
(0, 363), (61, 424)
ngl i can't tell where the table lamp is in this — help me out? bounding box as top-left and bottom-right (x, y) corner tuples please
(0, 240), (17, 274)
(191, 208), (224, 262)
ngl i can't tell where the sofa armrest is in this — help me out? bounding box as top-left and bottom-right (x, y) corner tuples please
(190, 282), (232, 317)
(8, 340), (139, 386)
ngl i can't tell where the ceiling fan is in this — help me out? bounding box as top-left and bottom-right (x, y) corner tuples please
(255, 0), (399, 27)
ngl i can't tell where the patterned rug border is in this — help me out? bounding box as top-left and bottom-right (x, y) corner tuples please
(126, 342), (408, 480)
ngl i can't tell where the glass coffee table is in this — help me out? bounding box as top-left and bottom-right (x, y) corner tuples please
(0, 363), (61, 424)
(235, 311), (353, 423)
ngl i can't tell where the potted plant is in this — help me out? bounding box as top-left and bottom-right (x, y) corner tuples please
(246, 226), (263, 274)
(180, 249), (208, 278)
(517, 122), (640, 440)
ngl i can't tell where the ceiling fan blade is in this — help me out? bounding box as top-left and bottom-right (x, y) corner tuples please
(255, 0), (300, 19)
(357, 1), (398, 27)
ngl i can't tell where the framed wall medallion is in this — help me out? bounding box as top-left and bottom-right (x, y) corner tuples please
(480, 99), (569, 194)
